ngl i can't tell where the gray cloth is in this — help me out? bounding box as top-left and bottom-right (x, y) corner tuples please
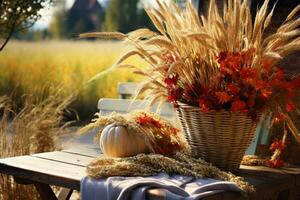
(81, 173), (243, 200)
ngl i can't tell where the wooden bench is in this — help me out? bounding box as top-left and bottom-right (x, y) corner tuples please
(0, 146), (300, 199)
(117, 82), (139, 99)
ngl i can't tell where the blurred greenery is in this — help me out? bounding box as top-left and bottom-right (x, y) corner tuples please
(0, 41), (145, 120)
(15, 0), (155, 40)
(103, 0), (154, 32)
(49, 0), (68, 39)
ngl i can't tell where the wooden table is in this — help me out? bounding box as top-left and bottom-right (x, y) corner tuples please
(0, 146), (299, 200)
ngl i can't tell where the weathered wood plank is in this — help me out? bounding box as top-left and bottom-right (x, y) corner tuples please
(241, 174), (291, 199)
(240, 165), (300, 175)
(0, 156), (85, 190)
(240, 165), (298, 188)
(62, 146), (101, 158)
(238, 165), (297, 199)
(32, 151), (95, 167)
(280, 165), (300, 186)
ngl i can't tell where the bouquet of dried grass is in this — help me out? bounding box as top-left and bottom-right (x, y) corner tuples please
(82, 0), (300, 167)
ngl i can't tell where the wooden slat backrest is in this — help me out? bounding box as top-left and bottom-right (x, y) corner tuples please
(97, 98), (176, 120)
(117, 82), (139, 99)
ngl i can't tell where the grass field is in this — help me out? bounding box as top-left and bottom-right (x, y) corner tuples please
(0, 41), (145, 120)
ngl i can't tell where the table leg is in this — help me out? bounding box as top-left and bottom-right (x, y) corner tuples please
(34, 182), (58, 200)
(14, 176), (73, 200)
(57, 188), (73, 200)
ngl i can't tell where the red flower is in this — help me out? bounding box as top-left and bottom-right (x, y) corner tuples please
(269, 138), (285, 151)
(286, 102), (296, 112)
(274, 68), (284, 80)
(171, 127), (180, 135)
(267, 159), (284, 168)
(136, 114), (162, 129)
(240, 68), (258, 81)
(156, 142), (181, 156)
(215, 91), (231, 103)
(262, 59), (272, 72)
(198, 98), (210, 112)
(260, 88), (272, 99)
(247, 96), (255, 108)
(216, 51), (227, 64)
(136, 114), (152, 124)
(231, 100), (247, 112)
(182, 83), (202, 105)
(273, 113), (288, 124)
(227, 83), (239, 94)
(164, 74), (179, 88)
(167, 87), (183, 105)
(292, 75), (300, 88)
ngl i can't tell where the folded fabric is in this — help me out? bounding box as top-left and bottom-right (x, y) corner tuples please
(81, 173), (243, 200)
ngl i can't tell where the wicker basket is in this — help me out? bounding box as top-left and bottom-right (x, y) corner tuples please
(176, 103), (260, 171)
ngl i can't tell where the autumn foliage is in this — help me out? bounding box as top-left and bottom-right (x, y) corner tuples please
(165, 49), (300, 121)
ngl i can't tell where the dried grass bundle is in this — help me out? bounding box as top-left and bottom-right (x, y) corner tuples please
(87, 152), (254, 194)
(0, 87), (75, 199)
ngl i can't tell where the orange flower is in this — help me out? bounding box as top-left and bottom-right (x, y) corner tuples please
(136, 114), (162, 129)
(215, 92), (231, 103)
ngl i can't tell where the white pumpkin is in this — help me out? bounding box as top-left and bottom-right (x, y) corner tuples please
(100, 124), (149, 157)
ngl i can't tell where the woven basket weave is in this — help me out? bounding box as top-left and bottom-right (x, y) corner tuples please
(176, 103), (260, 171)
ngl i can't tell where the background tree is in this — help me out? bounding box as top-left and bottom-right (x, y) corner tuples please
(103, 0), (153, 33)
(66, 0), (104, 38)
(103, 0), (120, 31)
(0, 0), (54, 51)
(49, 0), (67, 39)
